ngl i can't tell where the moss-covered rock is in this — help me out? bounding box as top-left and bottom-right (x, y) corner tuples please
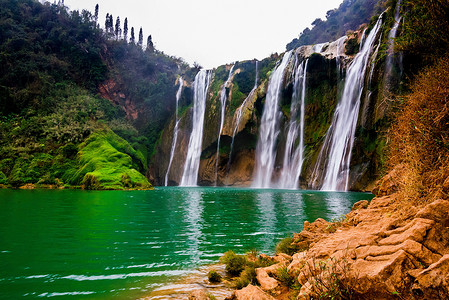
(69, 129), (152, 190)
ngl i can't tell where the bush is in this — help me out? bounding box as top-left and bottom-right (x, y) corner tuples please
(220, 250), (247, 276)
(275, 266), (298, 288)
(0, 171), (7, 185)
(276, 237), (302, 256)
(234, 266), (257, 289)
(208, 270), (222, 283)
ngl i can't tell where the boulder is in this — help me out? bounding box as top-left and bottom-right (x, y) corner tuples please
(255, 268), (279, 291)
(413, 255), (449, 298)
(351, 200), (369, 210)
(415, 199), (449, 227)
(227, 284), (275, 300)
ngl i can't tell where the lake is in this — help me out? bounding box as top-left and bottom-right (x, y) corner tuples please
(0, 187), (373, 299)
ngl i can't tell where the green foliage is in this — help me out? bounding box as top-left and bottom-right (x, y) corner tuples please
(207, 270), (222, 283)
(345, 37), (360, 56)
(234, 266), (257, 289)
(396, 0), (449, 66)
(275, 266), (298, 288)
(287, 0), (384, 50)
(0, 171), (7, 185)
(276, 237), (302, 256)
(220, 250), (247, 276)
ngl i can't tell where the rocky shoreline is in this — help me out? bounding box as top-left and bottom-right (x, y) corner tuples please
(168, 191), (449, 300)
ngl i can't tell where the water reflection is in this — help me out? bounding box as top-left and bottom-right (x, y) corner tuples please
(322, 192), (354, 220)
(182, 189), (204, 265)
(0, 188), (372, 299)
(255, 191), (277, 252)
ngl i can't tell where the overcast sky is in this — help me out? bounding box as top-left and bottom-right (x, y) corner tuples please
(63, 0), (343, 69)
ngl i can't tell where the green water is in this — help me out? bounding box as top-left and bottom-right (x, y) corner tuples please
(0, 187), (373, 299)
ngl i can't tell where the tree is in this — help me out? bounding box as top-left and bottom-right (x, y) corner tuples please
(94, 4), (99, 25)
(130, 27), (135, 44)
(138, 27), (143, 47)
(123, 17), (128, 42)
(109, 14), (113, 34)
(115, 16), (121, 40)
(105, 13), (109, 31)
(146, 35), (154, 52)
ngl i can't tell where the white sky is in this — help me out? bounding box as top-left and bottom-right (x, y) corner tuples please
(63, 0), (343, 69)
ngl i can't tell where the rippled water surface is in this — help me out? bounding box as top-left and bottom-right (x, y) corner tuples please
(0, 187), (373, 299)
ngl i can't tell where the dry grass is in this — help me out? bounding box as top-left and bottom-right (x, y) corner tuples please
(388, 56), (449, 204)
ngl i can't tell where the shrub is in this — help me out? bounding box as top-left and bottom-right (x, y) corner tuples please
(234, 266), (257, 289)
(220, 250), (247, 276)
(275, 266), (297, 288)
(0, 171), (7, 185)
(276, 236), (301, 256)
(208, 270), (222, 283)
(300, 256), (356, 299)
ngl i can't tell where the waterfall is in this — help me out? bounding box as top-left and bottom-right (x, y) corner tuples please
(253, 51), (293, 188)
(164, 77), (183, 186)
(336, 36), (348, 80)
(316, 16), (383, 191)
(385, 0), (403, 87)
(214, 65), (234, 186)
(279, 58), (308, 189)
(180, 70), (211, 187)
(227, 61), (258, 171)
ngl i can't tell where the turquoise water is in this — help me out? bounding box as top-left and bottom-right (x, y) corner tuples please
(0, 187), (373, 299)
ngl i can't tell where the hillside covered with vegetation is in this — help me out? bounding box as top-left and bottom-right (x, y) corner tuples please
(0, 0), (191, 189)
(286, 0), (385, 50)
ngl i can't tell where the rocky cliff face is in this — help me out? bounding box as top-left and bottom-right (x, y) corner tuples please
(150, 18), (396, 190)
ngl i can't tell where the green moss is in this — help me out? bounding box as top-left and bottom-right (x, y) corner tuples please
(69, 129), (152, 190)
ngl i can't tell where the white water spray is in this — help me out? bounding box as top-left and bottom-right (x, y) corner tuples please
(164, 77), (183, 186)
(253, 51), (293, 188)
(279, 58), (308, 189)
(318, 16), (384, 191)
(180, 70), (211, 187)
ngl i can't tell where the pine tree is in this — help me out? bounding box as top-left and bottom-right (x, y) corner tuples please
(94, 4), (99, 25)
(109, 14), (113, 34)
(130, 27), (135, 44)
(123, 18), (128, 42)
(146, 35), (154, 52)
(115, 16), (121, 40)
(105, 13), (109, 31)
(138, 27), (143, 47)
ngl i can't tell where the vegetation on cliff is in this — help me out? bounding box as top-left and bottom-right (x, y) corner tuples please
(286, 0), (385, 50)
(0, 0), (188, 189)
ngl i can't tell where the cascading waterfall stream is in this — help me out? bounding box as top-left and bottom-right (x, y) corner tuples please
(279, 57), (308, 189)
(385, 0), (403, 86)
(180, 70), (211, 187)
(164, 77), (183, 186)
(214, 65), (234, 186)
(253, 51), (293, 188)
(318, 15), (384, 191)
(227, 61), (258, 172)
